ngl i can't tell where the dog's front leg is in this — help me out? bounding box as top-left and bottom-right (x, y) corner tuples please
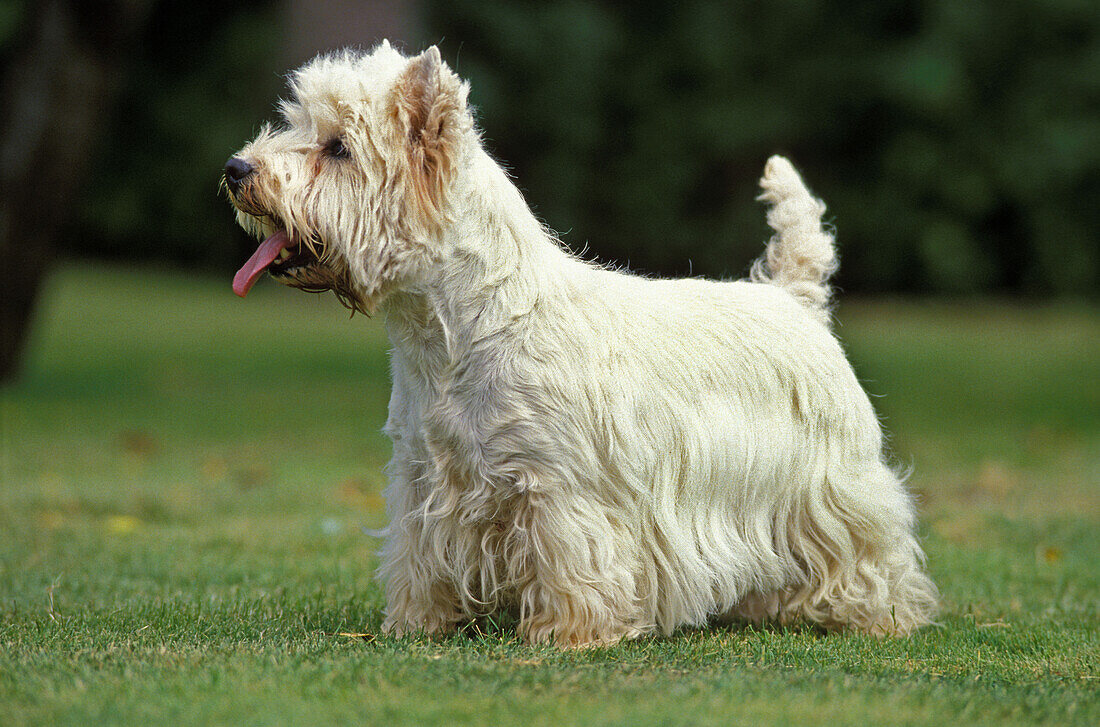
(377, 516), (465, 638)
(515, 494), (646, 648)
(376, 429), (465, 638)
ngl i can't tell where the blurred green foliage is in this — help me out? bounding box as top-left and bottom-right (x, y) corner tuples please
(430, 0), (1100, 294)
(57, 0), (1100, 293)
(70, 1), (285, 270)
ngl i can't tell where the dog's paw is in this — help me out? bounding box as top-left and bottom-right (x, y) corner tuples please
(522, 618), (646, 649)
(381, 614), (458, 639)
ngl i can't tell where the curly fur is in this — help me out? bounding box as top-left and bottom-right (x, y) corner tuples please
(226, 42), (938, 647)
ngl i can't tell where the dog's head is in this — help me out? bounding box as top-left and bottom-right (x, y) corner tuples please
(224, 42), (472, 312)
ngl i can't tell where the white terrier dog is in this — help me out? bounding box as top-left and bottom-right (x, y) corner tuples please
(225, 42), (938, 646)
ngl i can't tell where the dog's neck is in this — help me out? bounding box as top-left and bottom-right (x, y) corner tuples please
(382, 147), (584, 373)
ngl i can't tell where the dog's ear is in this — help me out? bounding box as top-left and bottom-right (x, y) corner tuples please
(393, 46), (467, 228)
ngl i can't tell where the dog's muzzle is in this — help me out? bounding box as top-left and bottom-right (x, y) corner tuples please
(224, 156), (255, 193)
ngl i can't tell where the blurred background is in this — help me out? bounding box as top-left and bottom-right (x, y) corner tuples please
(1, 0), (1098, 380)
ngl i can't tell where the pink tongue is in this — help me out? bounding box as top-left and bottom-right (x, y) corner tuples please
(233, 230), (292, 297)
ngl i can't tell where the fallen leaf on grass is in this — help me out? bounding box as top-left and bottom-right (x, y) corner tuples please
(976, 460), (1017, 498)
(201, 457), (228, 482)
(107, 515), (141, 534)
(324, 632), (376, 642)
(36, 510), (65, 530)
(338, 478), (386, 512)
(1037, 545), (1064, 564)
(931, 514), (982, 544)
(119, 431), (159, 456)
(232, 466), (271, 490)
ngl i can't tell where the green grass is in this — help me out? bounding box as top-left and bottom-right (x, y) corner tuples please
(2, 263), (1097, 726)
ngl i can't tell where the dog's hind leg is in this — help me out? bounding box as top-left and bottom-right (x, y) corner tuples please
(772, 459), (939, 635)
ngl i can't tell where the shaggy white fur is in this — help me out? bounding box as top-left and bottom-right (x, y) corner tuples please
(225, 42), (938, 647)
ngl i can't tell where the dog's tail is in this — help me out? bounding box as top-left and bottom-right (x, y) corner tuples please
(751, 156), (838, 325)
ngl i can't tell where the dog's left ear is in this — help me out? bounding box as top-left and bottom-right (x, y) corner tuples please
(393, 46), (468, 228)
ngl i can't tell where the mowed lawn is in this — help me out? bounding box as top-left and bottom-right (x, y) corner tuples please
(2, 263), (1097, 726)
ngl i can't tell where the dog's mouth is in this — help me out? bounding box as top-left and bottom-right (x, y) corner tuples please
(230, 212), (366, 313)
(232, 228), (321, 297)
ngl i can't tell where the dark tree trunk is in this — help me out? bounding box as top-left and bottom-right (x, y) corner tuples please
(0, 0), (147, 381)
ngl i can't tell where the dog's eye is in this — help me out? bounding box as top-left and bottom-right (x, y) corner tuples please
(323, 138), (350, 160)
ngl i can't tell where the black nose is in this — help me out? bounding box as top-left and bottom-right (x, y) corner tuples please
(224, 157), (254, 190)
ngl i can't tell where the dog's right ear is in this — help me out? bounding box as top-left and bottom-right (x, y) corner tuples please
(392, 46), (468, 228)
